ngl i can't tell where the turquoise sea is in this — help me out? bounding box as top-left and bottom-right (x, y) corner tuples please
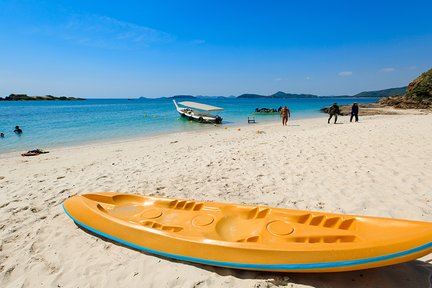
(0, 97), (378, 153)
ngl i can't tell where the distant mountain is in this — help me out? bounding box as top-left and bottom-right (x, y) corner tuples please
(238, 91), (318, 99)
(140, 87), (409, 100)
(195, 95), (231, 99)
(237, 93), (266, 98)
(271, 91), (318, 98)
(353, 87), (407, 97)
(170, 95), (197, 100)
(163, 95), (234, 99)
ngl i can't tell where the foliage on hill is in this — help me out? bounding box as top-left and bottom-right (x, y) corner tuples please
(354, 87), (407, 97)
(405, 68), (432, 101)
(379, 69), (432, 109)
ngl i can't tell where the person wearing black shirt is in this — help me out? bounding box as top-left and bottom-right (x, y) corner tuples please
(350, 103), (359, 122)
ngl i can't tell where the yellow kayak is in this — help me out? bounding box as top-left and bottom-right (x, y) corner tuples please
(63, 192), (432, 272)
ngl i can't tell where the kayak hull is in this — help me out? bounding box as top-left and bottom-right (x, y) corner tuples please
(63, 192), (432, 272)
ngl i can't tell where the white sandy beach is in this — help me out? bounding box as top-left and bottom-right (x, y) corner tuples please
(1, 113), (432, 288)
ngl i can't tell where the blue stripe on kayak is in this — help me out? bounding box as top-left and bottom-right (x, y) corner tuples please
(62, 203), (432, 270)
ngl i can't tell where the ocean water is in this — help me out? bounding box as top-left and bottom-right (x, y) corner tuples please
(0, 97), (378, 153)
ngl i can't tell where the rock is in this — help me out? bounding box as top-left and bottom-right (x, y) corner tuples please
(321, 103), (397, 116)
(378, 68), (432, 109)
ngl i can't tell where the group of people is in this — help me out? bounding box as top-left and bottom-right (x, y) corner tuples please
(1, 126), (23, 138)
(277, 102), (359, 126)
(327, 102), (359, 124)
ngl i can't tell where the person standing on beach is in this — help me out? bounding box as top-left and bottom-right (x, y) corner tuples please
(327, 103), (340, 124)
(280, 106), (290, 126)
(350, 103), (359, 122)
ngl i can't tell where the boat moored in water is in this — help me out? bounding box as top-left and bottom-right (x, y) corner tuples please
(253, 107), (280, 115)
(173, 100), (223, 124)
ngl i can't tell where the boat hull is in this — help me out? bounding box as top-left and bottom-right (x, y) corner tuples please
(178, 111), (222, 124)
(173, 100), (222, 124)
(63, 193), (432, 272)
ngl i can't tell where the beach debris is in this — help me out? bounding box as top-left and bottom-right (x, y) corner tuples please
(316, 202), (325, 209)
(256, 130), (265, 134)
(224, 127), (228, 129)
(237, 128), (241, 131)
(170, 140), (178, 144)
(58, 189), (70, 194)
(21, 149), (49, 157)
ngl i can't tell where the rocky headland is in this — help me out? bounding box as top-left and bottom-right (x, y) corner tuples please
(378, 68), (432, 109)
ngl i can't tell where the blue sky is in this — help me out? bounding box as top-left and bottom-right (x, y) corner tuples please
(0, 0), (431, 98)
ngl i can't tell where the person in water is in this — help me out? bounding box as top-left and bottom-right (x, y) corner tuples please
(14, 126), (23, 134)
(350, 103), (359, 122)
(280, 106), (290, 126)
(327, 103), (340, 124)
(0, 133), (4, 138)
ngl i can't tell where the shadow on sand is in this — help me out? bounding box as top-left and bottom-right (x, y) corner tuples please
(77, 224), (432, 288)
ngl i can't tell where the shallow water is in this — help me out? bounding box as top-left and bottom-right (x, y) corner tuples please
(0, 97), (378, 153)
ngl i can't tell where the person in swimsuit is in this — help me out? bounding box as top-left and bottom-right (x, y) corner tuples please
(280, 106), (291, 126)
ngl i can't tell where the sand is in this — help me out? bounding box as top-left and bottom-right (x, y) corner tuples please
(1, 113), (432, 287)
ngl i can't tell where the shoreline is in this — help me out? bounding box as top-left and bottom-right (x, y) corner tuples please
(2, 106), (425, 157)
(0, 112), (324, 157)
(2, 105), (427, 156)
(1, 96), (381, 155)
(1, 113), (431, 287)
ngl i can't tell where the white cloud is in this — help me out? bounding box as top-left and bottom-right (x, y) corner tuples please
(274, 78), (282, 82)
(56, 14), (174, 49)
(381, 67), (395, 73)
(338, 71), (352, 77)
(305, 76), (311, 80)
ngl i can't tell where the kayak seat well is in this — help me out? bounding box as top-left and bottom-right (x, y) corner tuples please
(90, 195), (359, 245)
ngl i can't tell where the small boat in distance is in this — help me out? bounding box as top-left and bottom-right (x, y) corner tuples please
(253, 107), (280, 115)
(173, 100), (223, 124)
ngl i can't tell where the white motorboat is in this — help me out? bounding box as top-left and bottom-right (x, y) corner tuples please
(173, 100), (223, 124)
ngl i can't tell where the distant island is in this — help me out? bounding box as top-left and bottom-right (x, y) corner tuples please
(237, 91), (318, 99)
(237, 88), (407, 99)
(0, 94), (86, 101)
(139, 95), (234, 100)
(138, 86), (407, 100)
